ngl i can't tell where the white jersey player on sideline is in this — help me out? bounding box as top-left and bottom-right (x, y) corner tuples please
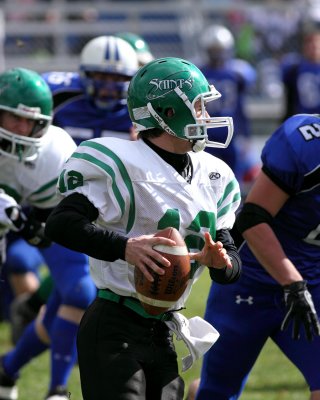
(0, 67), (96, 400)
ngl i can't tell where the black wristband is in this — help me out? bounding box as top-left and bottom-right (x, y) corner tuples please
(283, 280), (307, 291)
(209, 249), (242, 284)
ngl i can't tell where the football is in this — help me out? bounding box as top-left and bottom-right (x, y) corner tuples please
(134, 227), (190, 316)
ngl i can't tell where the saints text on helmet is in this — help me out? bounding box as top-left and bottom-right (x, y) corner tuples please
(147, 74), (194, 100)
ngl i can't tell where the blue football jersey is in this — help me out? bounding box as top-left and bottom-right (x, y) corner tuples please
(200, 59), (257, 177)
(240, 113), (320, 284)
(200, 59), (256, 138)
(42, 71), (133, 145)
(281, 56), (320, 114)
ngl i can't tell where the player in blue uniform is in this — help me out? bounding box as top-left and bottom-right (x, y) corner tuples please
(281, 26), (320, 119)
(8, 35), (140, 343)
(199, 24), (259, 194)
(193, 113), (320, 399)
(42, 35), (139, 144)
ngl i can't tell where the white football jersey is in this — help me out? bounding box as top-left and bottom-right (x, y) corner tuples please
(58, 137), (241, 308)
(0, 125), (76, 209)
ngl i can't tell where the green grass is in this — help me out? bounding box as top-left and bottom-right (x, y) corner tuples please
(0, 272), (309, 400)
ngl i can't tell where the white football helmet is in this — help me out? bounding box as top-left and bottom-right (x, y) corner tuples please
(201, 25), (235, 65)
(79, 35), (139, 109)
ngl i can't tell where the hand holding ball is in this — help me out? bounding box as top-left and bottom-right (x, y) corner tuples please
(134, 227), (190, 315)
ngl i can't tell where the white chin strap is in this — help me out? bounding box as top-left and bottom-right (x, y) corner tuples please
(192, 139), (206, 153)
(146, 103), (176, 136)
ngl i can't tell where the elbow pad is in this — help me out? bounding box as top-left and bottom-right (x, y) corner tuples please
(236, 202), (273, 235)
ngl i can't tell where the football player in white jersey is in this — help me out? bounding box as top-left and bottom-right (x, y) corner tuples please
(8, 35), (140, 344)
(0, 68), (96, 400)
(45, 57), (242, 400)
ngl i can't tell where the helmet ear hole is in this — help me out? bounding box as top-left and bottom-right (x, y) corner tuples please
(165, 107), (175, 118)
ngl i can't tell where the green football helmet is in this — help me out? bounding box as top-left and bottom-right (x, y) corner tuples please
(127, 57), (233, 152)
(0, 68), (53, 161)
(115, 32), (154, 66)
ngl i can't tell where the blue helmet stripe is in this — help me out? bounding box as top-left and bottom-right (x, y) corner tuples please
(104, 39), (110, 62)
(114, 39), (120, 61)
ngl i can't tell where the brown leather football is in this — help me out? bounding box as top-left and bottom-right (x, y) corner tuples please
(134, 227), (190, 316)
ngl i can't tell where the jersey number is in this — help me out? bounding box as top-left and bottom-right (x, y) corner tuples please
(158, 208), (217, 277)
(299, 123), (320, 141)
(58, 169), (83, 193)
(304, 223), (320, 246)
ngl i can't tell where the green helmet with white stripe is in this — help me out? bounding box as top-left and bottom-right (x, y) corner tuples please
(127, 57), (233, 152)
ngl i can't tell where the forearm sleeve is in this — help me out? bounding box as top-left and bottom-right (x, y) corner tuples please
(45, 193), (128, 261)
(208, 229), (242, 284)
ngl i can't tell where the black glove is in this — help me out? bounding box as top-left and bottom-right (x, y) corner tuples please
(5, 206), (51, 248)
(281, 280), (320, 341)
(20, 217), (52, 248)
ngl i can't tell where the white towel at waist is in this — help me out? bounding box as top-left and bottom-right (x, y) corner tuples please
(165, 312), (220, 371)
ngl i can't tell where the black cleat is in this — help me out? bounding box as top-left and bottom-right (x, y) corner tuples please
(45, 386), (69, 400)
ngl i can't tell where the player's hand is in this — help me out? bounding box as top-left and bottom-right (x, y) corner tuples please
(125, 235), (176, 282)
(0, 191), (51, 248)
(281, 280), (320, 341)
(20, 218), (52, 248)
(189, 232), (232, 269)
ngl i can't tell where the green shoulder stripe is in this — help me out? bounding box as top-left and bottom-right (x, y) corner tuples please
(29, 178), (58, 204)
(31, 178), (58, 195)
(0, 184), (22, 203)
(217, 179), (239, 208)
(74, 141), (135, 233)
(31, 193), (57, 205)
(217, 178), (241, 219)
(217, 192), (241, 219)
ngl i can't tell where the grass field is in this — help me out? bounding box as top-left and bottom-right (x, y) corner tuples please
(0, 271), (309, 400)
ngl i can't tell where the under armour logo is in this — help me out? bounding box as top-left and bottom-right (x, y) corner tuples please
(235, 295), (254, 305)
